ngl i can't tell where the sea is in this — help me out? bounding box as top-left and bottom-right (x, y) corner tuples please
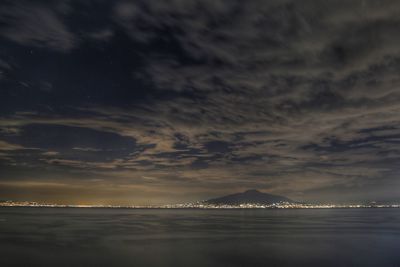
(0, 207), (400, 267)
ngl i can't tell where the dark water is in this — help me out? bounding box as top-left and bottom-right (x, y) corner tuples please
(1, 208), (400, 267)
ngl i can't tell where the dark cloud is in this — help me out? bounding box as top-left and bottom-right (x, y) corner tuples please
(0, 1), (75, 51)
(1, 0), (400, 204)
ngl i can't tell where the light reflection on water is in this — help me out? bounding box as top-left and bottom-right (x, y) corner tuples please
(1, 208), (400, 267)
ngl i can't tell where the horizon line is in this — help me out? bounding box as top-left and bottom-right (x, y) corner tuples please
(1, 200), (400, 209)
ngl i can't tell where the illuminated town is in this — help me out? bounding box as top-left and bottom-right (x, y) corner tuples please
(1, 200), (399, 209)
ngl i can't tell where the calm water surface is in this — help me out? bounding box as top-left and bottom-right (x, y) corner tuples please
(0, 208), (400, 267)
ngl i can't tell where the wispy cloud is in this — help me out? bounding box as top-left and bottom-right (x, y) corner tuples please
(0, 1), (75, 51)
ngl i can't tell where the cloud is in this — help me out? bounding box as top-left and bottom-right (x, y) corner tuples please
(0, 1), (75, 51)
(0, 140), (25, 151)
(88, 28), (114, 41)
(112, 0), (400, 92)
(42, 151), (59, 156)
(2, 0), (400, 203)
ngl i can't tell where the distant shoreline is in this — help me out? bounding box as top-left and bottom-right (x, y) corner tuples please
(1, 204), (399, 210)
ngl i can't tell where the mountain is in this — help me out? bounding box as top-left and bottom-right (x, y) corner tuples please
(205, 189), (294, 205)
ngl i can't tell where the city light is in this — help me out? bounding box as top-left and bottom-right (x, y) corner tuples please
(1, 200), (399, 209)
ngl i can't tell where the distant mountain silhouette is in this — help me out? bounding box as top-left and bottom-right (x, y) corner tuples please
(205, 189), (294, 205)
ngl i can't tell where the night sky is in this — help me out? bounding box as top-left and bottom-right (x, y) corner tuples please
(1, 0), (400, 205)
